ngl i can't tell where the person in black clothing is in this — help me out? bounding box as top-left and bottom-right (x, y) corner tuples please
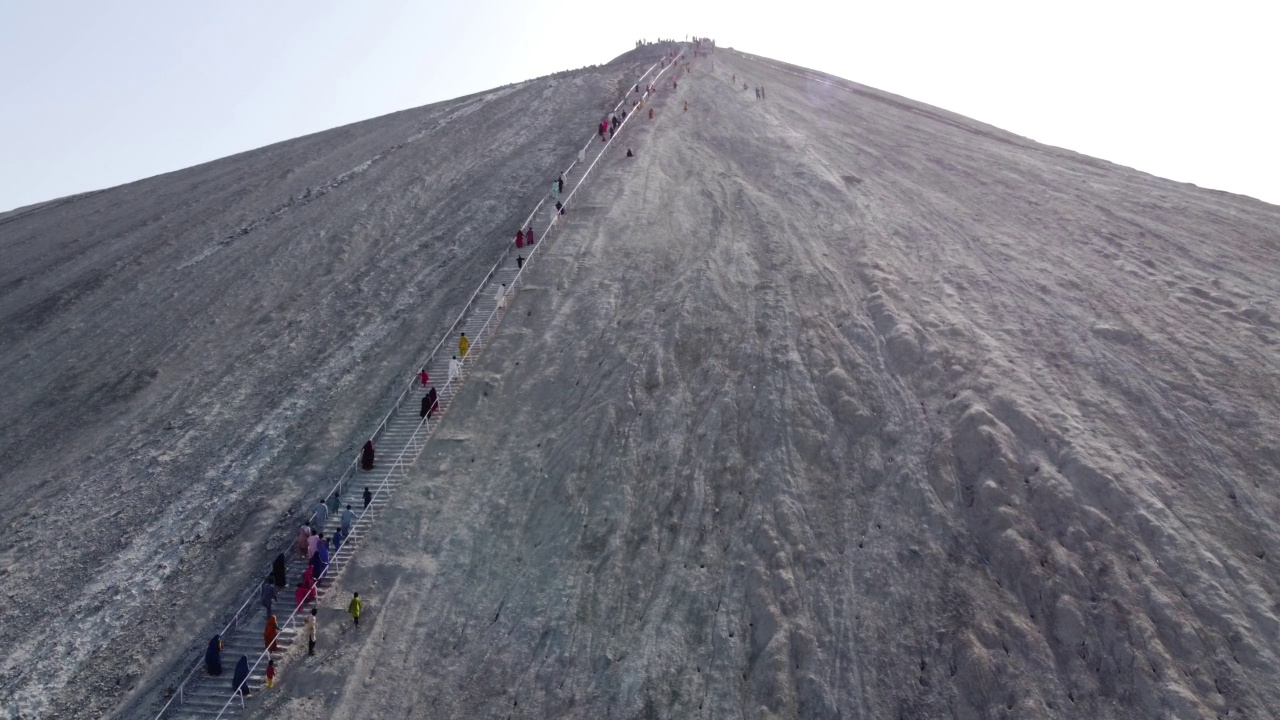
(360, 440), (374, 470)
(363, 486), (372, 508)
(555, 201), (564, 216)
(272, 553), (287, 588)
(516, 255), (524, 269)
(232, 655), (250, 697)
(557, 175), (564, 194)
(205, 636), (223, 676)
(424, 387), (439, 418)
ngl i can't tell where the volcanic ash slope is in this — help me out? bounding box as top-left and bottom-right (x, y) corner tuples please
(268, 52), (1275, 718)
(0, 44), (680, 720)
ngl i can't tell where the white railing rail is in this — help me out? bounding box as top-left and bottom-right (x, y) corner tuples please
(155, 45), (685, 719)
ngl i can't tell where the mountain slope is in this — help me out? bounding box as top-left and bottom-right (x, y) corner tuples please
(0, 44), (679, 720)
(253, 49), (1280, 720)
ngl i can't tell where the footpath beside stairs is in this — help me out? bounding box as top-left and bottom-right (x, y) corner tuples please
(155, 46), (688, 720)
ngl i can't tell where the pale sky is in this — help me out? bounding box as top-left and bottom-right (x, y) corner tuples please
(2, 0), (1277, 212)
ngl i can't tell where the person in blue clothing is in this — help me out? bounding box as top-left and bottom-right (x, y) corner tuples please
(311, 499), (328, 534)
(312, 535), (330, 577)
(260, 575), (276, 617)
(232, 655), (250, 697)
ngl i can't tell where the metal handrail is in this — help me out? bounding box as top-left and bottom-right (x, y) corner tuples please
(157, 47), (685, 719)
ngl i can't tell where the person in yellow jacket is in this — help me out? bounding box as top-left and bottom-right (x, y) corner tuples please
(459, 332), (469, 357)
(348, 592), (363, 627)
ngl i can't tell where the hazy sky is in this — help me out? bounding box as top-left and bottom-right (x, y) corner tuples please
(2, 0), (1277, 212)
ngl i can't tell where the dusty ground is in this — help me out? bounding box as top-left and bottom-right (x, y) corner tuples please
(253, 49), (1280, 720)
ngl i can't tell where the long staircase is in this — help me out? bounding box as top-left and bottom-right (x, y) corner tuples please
(152, 46), (687, 720)
(164, 259), (519, 716)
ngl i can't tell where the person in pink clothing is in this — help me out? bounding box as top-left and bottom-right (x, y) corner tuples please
(418, 369), (429, 387)
(300, 565), (317, 602)
(307, 531), (322, 559)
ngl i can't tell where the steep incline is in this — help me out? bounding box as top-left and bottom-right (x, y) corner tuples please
(0, 43), (681, 720)
(256, 49), (1280, 719)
